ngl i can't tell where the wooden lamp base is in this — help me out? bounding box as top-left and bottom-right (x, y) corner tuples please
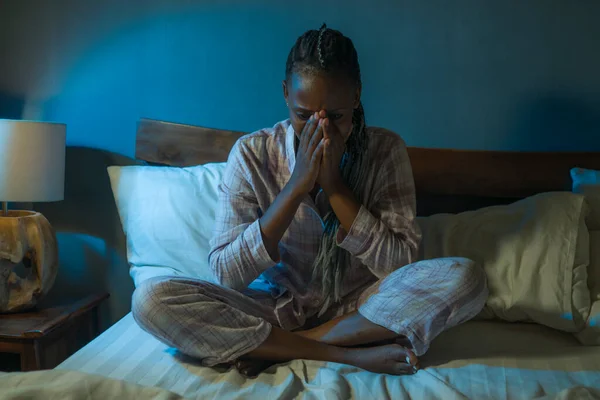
(0, 210), (59, 313)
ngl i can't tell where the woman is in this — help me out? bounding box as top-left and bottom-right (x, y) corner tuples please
(133, 24), (488, 377)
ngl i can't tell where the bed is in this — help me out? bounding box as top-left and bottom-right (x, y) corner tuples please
(52, 118), (600, 399)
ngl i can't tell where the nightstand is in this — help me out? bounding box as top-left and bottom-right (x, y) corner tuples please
(0, 293), (109, 371)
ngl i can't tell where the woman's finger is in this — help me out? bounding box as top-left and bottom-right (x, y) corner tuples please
(325, 139), (334, 171)
(325, 119), (346, 158)
(298, 115), (312, 152)
(311, 138), (326, 168)
(327, 119), (345, 143)
(300, 113), (319, 152)
(307, 119), (324, 156)
(322, 118), (331, 141)
(321, 120), (341, 161)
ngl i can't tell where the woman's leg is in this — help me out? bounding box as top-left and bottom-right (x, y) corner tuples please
(132, 276), (279, 366)
(297, 257), (488, 356)
(133, 276), (416, 375)
(238, 257), (487, 377)
(297, 311), (399, 346)
(241, 326), (416, 375)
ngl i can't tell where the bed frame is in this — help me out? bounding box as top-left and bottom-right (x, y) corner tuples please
(135, 118), (600, 216)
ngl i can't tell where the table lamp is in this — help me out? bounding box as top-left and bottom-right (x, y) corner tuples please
(0, 119), (66, 313)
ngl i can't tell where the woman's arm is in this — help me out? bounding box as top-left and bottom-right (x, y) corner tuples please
(259, 115), (326, 260)
(258, 183), (305, 261)
(210, 116), (326, 290)
(208, 142), (279, 290)
(317, 118), (362, 232)
(323, 133), (421, 278)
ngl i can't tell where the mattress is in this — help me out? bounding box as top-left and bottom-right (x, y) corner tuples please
(56, 313), (600, 400)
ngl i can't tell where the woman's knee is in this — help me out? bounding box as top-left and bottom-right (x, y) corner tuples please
(131, 276), (178, 329)
(443, 257), (485, 284)
(446, 257), (489, 306)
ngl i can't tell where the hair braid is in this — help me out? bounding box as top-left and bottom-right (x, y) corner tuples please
(317, 23), (326, 67)
(285, 24), (368, 316)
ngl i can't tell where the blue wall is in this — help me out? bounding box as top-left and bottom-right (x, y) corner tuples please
(2, 0), (599, 154)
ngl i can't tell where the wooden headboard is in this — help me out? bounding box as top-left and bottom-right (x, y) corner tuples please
(136, 118), (600, 216)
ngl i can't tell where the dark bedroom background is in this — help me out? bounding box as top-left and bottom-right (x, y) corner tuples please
(0, 0), (599, 327)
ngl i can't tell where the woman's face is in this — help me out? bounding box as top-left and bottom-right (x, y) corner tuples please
(283, 71), (360, 142)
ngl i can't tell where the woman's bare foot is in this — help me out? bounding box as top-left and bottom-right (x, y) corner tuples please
(235, 326), (419, 377)
(234, 359), (277, 377)
(236, 344), (417, 377)
(347, 344), (418, 375)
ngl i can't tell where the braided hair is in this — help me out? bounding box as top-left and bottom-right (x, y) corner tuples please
(285, 24), (368, 316)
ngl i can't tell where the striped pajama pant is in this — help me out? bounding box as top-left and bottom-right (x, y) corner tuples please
(132, 257), (488, 367)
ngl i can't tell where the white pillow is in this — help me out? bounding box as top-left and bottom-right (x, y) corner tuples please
(575, 231), (600, 345)
(571, 167), (600, 345)
(571, 168), (600, 230)
(418, 192), (590, 333)
(107, 163), (226, 286)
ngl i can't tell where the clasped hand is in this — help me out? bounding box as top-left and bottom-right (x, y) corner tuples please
(290, 110), (345, 195)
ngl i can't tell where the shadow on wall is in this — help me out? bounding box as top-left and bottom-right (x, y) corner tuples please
(0, 92), (24, 119)
(509, 92), (600, 151)
(35, 146), (141, 330)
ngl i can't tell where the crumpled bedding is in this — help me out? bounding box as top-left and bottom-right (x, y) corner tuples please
(49, 313), (600, 400)
(1, 369), (598, 400)
(0, 370), (182, 400)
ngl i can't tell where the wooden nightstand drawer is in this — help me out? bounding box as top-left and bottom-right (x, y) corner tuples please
(0, 293), (109, 371)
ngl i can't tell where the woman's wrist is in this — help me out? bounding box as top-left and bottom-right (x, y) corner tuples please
(321, 173), (345, 196)
(286, 177), (310, 201)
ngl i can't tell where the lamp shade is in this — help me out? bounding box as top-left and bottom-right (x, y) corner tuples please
(0, 119), (66, 202)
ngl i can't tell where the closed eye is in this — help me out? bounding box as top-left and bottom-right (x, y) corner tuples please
(296, 113), (312, 121)
(328, 113), (343, 121)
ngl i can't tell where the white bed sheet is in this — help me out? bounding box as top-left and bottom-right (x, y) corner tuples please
(57, 313), (600, 400)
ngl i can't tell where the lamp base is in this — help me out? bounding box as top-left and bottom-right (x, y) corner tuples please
(0, 210), (58, 313)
